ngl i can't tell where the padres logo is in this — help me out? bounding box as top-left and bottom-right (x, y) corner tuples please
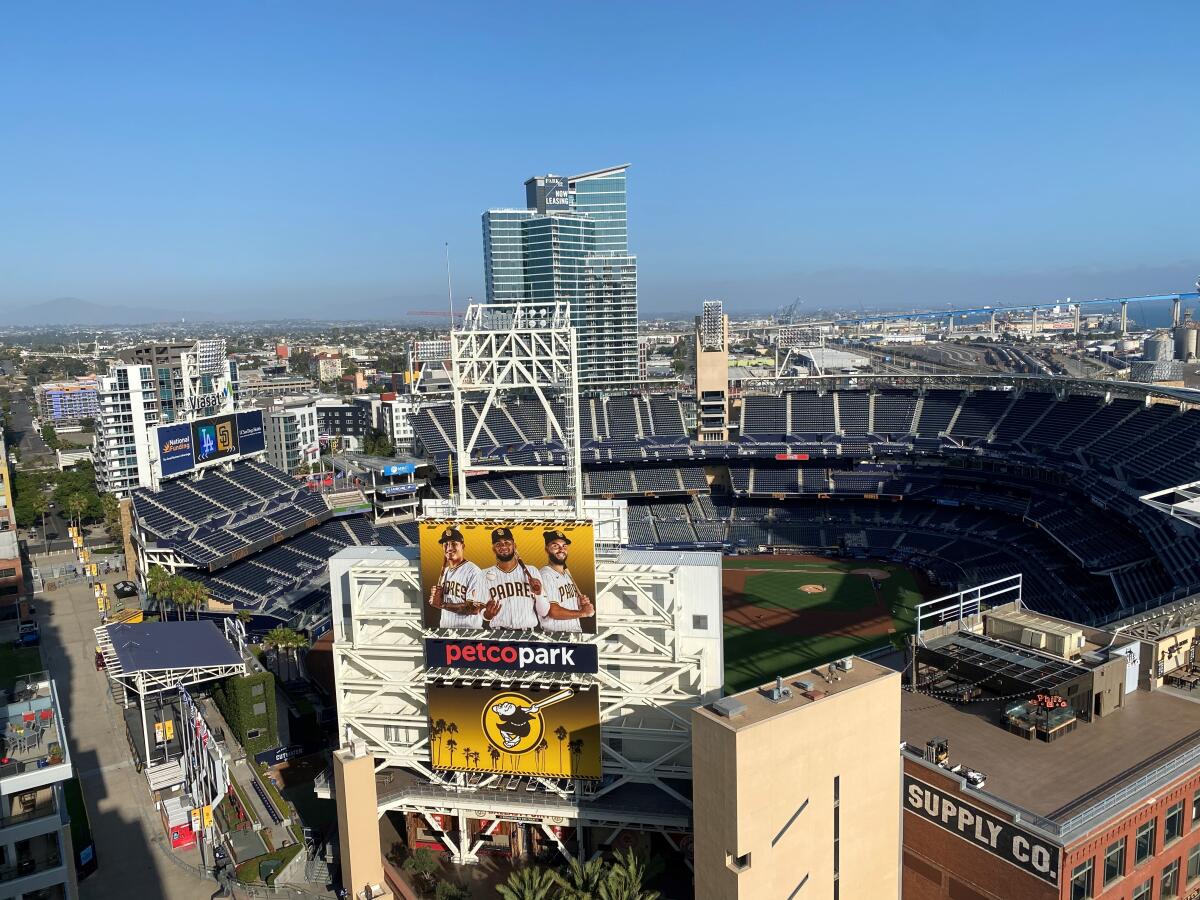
(482, 689), (574, 755)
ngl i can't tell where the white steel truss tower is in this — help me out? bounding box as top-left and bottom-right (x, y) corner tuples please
(450, 301), (583, 510)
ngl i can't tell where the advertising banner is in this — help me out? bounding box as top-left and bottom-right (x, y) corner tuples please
(903, 774), (1060, 886)
(236, 410), (266, 455)
(382, 463), (416, 476)
(427, 683), (601, 779)
(425, 638), (599, 674)
(157, 423), (195, 478)
(192, 413), (239, 465)
(419, 519), (596, 634)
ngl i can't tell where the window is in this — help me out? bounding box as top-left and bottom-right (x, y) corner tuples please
(1188, 843), (1200, 883)
(1193, 790), (1200, 829)
(246, 728), (263, 740)
(1163, 859), (1180, 898)
(725, 851), (751, 873)
(1132, 877), (1153, 900)
(692, 615), (708, 631)
(252, 702), (267, 716)
(1104, 837), (1127, 884)
(251, 684), (265, 697)
(1070, 858), (1094, 900)
(1166, 801), (1185, 843)
(0, 568), (15, 579)
(1136, 820), (1157, 864)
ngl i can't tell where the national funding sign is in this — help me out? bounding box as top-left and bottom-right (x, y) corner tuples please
(903, 774), (1060, 886)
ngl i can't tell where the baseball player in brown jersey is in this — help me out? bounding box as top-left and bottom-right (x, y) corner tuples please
(427, 527), (485, 629)
(537, 529), (594, 633)
(481, 527), (543, 630)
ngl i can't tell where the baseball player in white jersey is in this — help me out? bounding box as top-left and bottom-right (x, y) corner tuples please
(481, 527), (543, 630)
(537, 529), (595, 633)
(427, 526), (485, 629)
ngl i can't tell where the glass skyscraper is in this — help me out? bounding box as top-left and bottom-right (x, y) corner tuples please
(483, 165), (638, 389)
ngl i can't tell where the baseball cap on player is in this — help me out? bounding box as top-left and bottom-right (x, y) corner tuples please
(438, 527), (465, 544)
(491, 527), (515, 544)
(543, 529), (572, 545)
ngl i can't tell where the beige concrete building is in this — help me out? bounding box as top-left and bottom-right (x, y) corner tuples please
(333, 743), (389, 899)
(692, 659), (901, 900)
(694, 300), (730, 441)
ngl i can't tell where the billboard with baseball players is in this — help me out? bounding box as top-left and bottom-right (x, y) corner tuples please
(418, 519), (597, 634)
(426, 683), (602, 779)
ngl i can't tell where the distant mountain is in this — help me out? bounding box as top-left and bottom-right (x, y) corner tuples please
(0, 298), (212, 326)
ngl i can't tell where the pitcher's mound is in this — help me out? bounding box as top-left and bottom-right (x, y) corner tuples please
(852, 568), (891, 580)
(799, 584), (827, 594)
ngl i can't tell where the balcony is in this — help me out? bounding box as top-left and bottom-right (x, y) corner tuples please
(0, 672), (71, 796)
(0, 831), (67, 891)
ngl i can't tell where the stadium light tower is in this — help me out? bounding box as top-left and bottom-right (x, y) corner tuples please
(449, 300), (583, 510)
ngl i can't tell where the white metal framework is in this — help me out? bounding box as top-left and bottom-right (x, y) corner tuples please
(1140, 480), (1200, 530)
(330, 544), (722, 863)
(914, 574), (1024, 643)
(450, 301), (583, 510)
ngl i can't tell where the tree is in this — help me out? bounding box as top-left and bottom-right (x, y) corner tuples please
(101, 492), (122, 540)
(146, 565), (172, 620)
(599, 850), (661, 900)
(554, 857), (609, 899)
(555, 725), (567, 772)
(434, 881), (469, 900)
(262, 626), (306, 681)
(167, 574), (193, 620)
(29, 491), (49, 552)
(64, 493), (87, 533)
(400, 847), (440, 893)
(496, 866), (557, 900)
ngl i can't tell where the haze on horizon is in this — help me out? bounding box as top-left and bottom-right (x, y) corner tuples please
(1, 2), (1197, 322)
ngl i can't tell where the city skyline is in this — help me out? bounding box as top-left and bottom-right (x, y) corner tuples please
(1, 3), (1198, 321)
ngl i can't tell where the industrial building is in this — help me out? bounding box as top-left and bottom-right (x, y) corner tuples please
(35, 377), (100, 425)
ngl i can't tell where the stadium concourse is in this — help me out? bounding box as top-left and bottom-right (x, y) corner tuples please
(412, 375), (1200, 635)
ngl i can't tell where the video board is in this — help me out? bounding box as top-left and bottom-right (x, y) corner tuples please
(427, 683), (601, 779)
(418, 519), (596, 634)
(154, 409), (266, 480)
(158, 424), (195, 478)
(235, 411), (266, 455)
(192, 414), (238, 464)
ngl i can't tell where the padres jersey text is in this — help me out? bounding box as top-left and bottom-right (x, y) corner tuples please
(483, 564), (541, 630)
(538, 565), (584, 633)
(438, 561), (484, 629)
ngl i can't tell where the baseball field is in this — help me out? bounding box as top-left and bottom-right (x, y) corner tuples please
(723, 554), (928, 692)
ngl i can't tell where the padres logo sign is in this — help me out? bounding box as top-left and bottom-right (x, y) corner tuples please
(482, 689), (574, 755)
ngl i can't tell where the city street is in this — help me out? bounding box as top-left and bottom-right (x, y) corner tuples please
(35, 569), (223, 899)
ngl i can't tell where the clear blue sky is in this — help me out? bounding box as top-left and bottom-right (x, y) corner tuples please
(2, 2), (1197, 320)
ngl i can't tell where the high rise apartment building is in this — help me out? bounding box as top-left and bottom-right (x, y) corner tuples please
(93, 340), (236, 495)
(0, 431), (21, 602)
(483, 165), (639, 389)
(261, 398), (320, 474)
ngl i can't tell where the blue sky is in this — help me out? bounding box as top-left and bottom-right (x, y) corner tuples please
(1, 2), (1197, 320)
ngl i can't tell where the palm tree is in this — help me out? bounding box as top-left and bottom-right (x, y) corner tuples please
(599, 850), (661, 900)
(568, 738), (584, 773)
(555, 725), (568, 772)
(446, 737), (458, 768)
(146, 565), (171, 620)
(553, 857), (609, 899)
(488, 745), (500, 771)
(64, 493), (87, 533)
(431, 718), (447, 766)
(535, 737), (549, 771)
(189, 581), (208, 621)
(167, 574), (191, 620)
(29, 492), (48, 552)
(461, 746), (473, 769)
(496, 866), (557, 900)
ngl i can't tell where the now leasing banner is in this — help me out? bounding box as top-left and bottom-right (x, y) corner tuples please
(903, 774), (1061, 886)
(425, 638), (599, 674)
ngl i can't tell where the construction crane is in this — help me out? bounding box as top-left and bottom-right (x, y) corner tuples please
(775, 298), (802, 325)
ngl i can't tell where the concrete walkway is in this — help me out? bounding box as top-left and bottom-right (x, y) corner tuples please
(37, 571), (221, 899)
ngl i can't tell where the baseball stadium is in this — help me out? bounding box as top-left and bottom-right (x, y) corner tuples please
(118, 301), (1200, 895)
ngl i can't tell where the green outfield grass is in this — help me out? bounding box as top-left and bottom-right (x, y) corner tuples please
(723, 556), (926, 692)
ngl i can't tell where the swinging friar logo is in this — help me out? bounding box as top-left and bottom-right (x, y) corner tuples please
(904, 775), (1061, 886)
